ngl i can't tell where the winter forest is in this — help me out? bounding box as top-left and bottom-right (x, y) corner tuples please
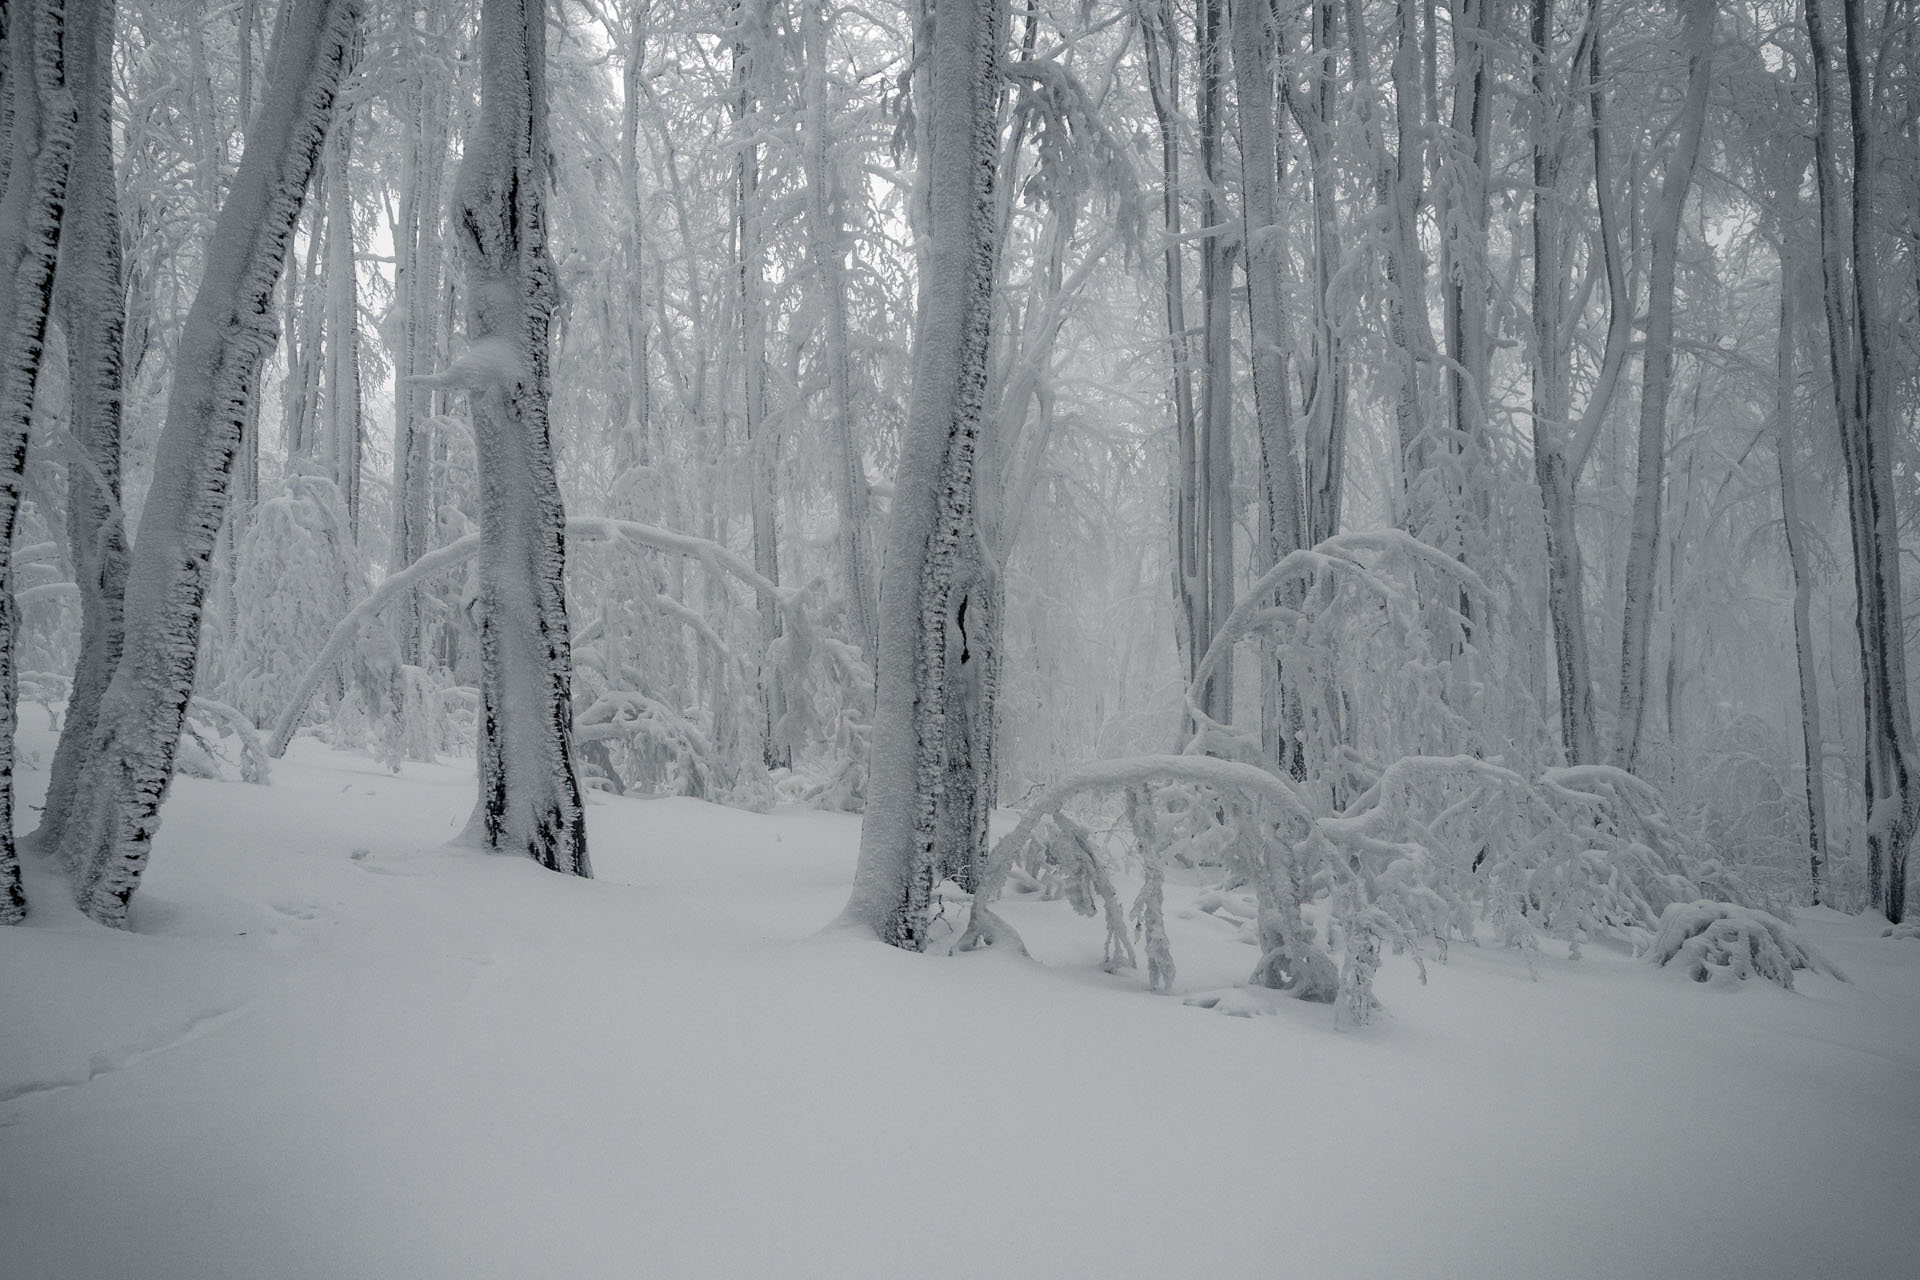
(3, 0), (1919, 1273)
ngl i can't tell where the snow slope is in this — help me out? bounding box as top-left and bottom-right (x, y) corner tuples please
(4, 729), (1917, 1280)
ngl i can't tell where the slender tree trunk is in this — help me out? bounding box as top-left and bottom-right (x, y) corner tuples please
(1289, 0), (1346, 545)
(1773, 267), (1827, 902)
(456, 0), (590, 876)
(39, 0), (127, 855)
(1198, 0), (1233, 724)
(0, 0), (75, 921)
(1138, 0), (1204, 723)
(839, 0), (1004, 947)
(801, 0), (877, 665)
(732, 0), (784, 769)
(323, 107), (361, 535)
(1232, 0), (1305, 773)
(54, 0), (359, 927)
(1615, 0), (1712, 774)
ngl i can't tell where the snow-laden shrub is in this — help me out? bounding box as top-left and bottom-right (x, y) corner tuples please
(1647, 902), (1844, 989)
(1881, 923), (1920, 942)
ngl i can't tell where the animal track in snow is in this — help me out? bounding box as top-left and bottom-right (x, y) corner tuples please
(0, 1002), (253, 1108)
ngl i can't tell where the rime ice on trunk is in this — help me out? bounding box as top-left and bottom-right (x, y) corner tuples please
(0, 0), (75, 922)
(51, 0), (357, 927)
(839, 0), (1004, 948)
(323, 103), (361, 536)
(39, 0), (127, 854)
(455, 0), (590, 878)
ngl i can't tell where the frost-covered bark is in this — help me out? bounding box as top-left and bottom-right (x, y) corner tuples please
(838, 0), (1004, 947)
(1137, 0), (1204, 723)
(1196, 0), (1233, 725)
(1231, 0), (1304, 772)
(52, 0), (358, 928)
(1615, 0), (1712, 775)
(0, 0), (74, 922)
(1292, 0), (1347, 546)
(323, 103), (361, 536)
(39, 0), (126, 854)
(0, 0), (74, 921)
(456, 0), (590, 877)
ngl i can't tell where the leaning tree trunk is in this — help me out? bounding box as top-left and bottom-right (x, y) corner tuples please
(1615, 0), (1712, 775)
(0, 0), (75, 922)
(838, 0), (1004, 948)
(38, 0), (128, 855)
(54, 0), (358, 927)
(455, 0), (590, 877)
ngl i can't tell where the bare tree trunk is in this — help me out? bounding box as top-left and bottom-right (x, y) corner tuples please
(1615, 0), (1713, 774)
(1773, 263), (1828, 903)
(456, 0), (590, 877)
(1806, 0), (1916, 920)
(54, 0), (359, 927)
(839, 0), (1003, 948)
(0, 0), (74, 921)
(39, 0), (127, 854)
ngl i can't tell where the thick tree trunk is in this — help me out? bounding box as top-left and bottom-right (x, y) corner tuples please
(0, 0), (75, 922)
(1289, 0), (1346, 545)
(53, 0), (358, 927)
(839, 0), (1003, 948)
(1615, 0), (1713, 774)
(39, 0), (127, 855)
(456, 0), (590, 877)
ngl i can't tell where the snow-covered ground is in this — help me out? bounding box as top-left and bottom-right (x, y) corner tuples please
(4, 728), (1918, 1280)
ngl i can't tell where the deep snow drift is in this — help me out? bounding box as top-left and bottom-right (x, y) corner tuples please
(3, 726), (1917, 1279)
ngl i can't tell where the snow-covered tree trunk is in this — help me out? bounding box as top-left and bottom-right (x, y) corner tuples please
(1231, 0), (1305, 772)
(456, 0), (589, 877)
(39, 0), (127, 855)
(1197, 0), (1233, 725)
(0, 0), (75, 922)
(838, 0), (1004, 947)
(732, 0), (785, 771)
(323, 103), (360, 535)
(53, 0), (359, 927)
(1806, 0), (1917, 920)
(801, 0), (877, 664)
(1297, 0), (1344, 545)
(618, 2), (650, 473)
(1615, 0), (1712, 775)
(1137, 0), (1203, 728)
